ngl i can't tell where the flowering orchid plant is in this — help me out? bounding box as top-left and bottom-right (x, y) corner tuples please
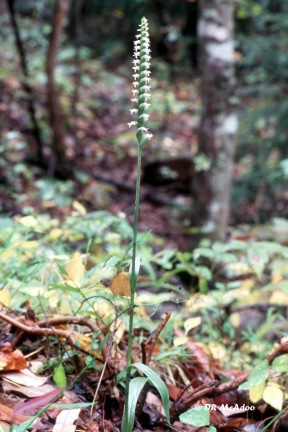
(121, 17), (170, 432)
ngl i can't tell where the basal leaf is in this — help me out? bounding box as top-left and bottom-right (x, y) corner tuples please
(121, 377), (148, 432)
(132, 362), (170, 424)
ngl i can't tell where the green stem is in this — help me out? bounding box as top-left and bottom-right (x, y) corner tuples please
(124, 143), (142, 426)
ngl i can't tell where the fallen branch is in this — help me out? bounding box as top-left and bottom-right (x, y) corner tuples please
(170, 341), (288, 422)
(0, 312), (107, 358)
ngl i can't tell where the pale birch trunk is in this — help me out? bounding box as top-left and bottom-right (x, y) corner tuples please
(194, 0), (237, 241)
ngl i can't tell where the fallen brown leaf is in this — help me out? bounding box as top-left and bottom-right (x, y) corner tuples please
(0, 342), (27, 371)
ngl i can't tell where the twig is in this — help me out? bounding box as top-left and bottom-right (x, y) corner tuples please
(146, 312), (172, 365)
(141, 341), (147, 365)
(136, 330), (156, 356)
(170, 341), (288, 422)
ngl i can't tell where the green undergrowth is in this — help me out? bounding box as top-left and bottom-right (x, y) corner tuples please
(1, 210), (288, 422)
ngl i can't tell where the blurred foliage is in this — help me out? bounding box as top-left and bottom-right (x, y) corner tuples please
(2, 0), (288, 225)
(233, 0), (288, 222)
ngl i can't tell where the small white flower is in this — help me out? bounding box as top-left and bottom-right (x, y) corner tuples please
(133, 53), (140, 58)
(132, 59), (140, 64)
(145, 134), (153, 141)
(133, 74), (140, 80)
(135, 34), (141, 39)
(138, 127), (148, 132)
(140, 93), (151, 99)
(140, 114), (150, 120)
(142, 85), (151, 91)
(141, 102), (151, 109)
(131, 89), (139, 95)
(141, 77), (151, 83)
(131, 98), (138, 102)
(132, 82), (139, 88)
(130, 109), (138, 114)
(132, 66), (140, 72)
(142, 62), (151, 68)
(128, 121), (137, 128)
(143, 55), (151, 61)
(141, 71), (151, 76)
(142, 49), (151, 54)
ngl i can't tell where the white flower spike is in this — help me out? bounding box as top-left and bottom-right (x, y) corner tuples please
(129, 17), (152, 146)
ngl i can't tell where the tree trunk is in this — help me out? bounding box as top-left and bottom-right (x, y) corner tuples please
(6, 0), (44, 163)
(194, 0), (237, 241)
(46, 0), (71, 163)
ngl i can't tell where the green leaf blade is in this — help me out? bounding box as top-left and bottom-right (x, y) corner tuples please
(121, 377), (148, 432)
(271, 355), (288, 373)
(132, 362), (170, 424)
(180, 406), (210, 426)
(53, 363), (67, 388)
(239, 360), (269, 390)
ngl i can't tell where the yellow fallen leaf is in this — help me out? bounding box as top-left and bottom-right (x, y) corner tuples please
(49, 293), (59, 308)
(111, 319), (125, 344)
(44, 290), (59, 308)
(173, 336), (189, 347)
(65, 252), (85, 287)
(184, 317), (201, 334)
(93, 301), (114, 321)
(75, 334), (96, 353)
(230, 312), (241, 328)
(21, 241), (38, 249)
(240, 278), (255, 291)
(263, 385), (283, 411)
(109, 272), (131, 297)
(186, 294), (215, 311)
(18, 216), (37, 228)
(249, 382), (265, 403)
(49, 228), (63, 240)
(1, 248), (15, 261)
(72, 201), (87, 216)
(269, 289), (288, 305)
(208, 343), (226, 360)
(0, 289), (11, 308)
(272, 273), (283, 285)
